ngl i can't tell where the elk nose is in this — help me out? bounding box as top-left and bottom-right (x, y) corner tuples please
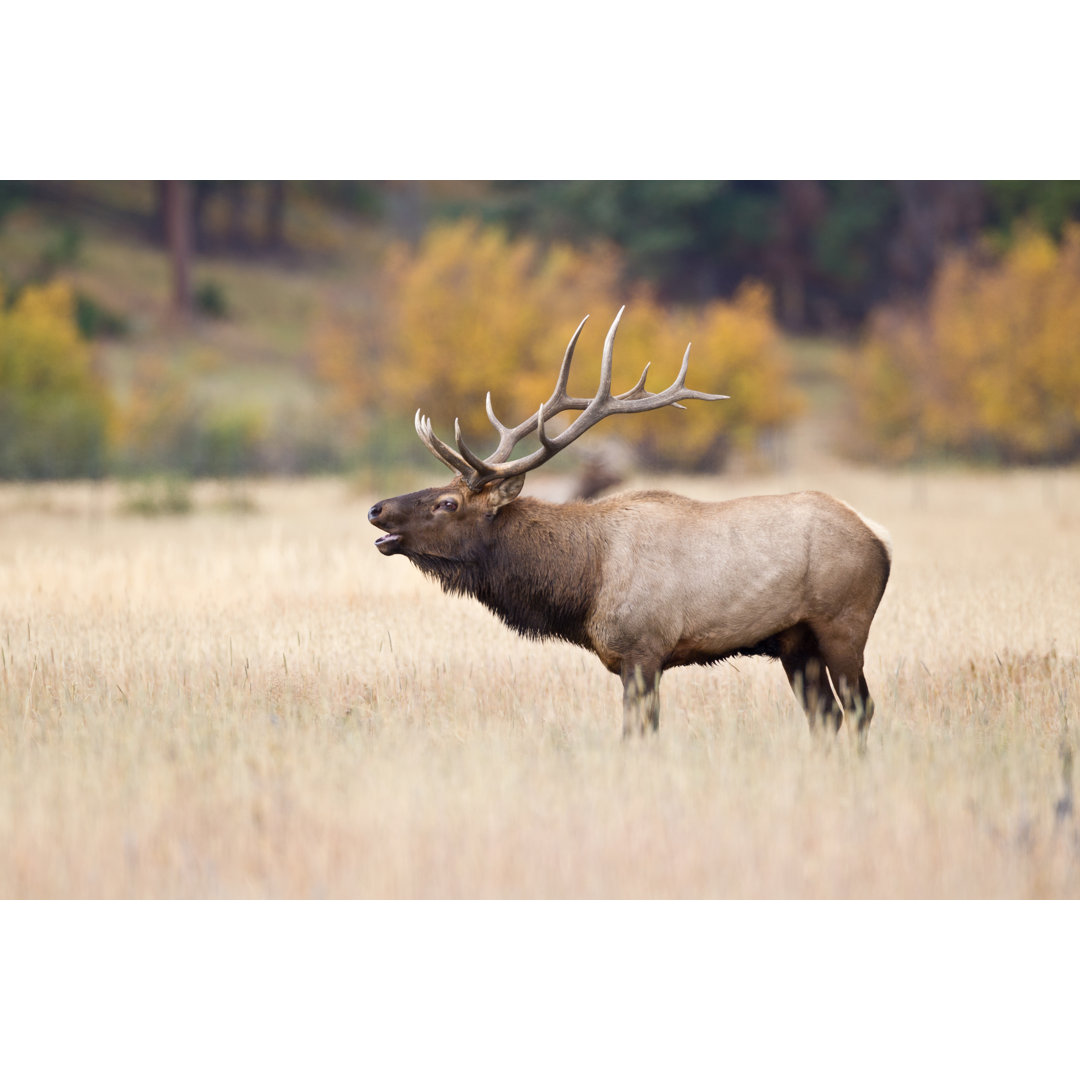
(367, 503), (383, 523)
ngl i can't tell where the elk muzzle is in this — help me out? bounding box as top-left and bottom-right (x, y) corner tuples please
(367, 501), (404, 556)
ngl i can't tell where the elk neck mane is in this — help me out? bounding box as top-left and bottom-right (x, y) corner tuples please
(407, 496), (602, 647)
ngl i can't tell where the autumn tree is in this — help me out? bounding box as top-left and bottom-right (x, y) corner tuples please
(317, 219), (799, 472)
(610, 284), (800, 471)
(845, 227), (1080, 464)
(0, 280), (112, 478)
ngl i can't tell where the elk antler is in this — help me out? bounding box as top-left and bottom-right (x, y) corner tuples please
(415, 306), (729, 491)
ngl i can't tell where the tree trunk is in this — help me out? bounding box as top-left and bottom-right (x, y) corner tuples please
(227, 181), (248, 251)
(153, 181), (169, 244)
(163, 180), (193, 319)
(265, 181), (286, 251)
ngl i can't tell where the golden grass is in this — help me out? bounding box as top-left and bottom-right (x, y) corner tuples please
(2, 465), (1079, 898)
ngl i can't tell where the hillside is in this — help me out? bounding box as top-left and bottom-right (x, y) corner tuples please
(0, 187), (851, 479)
(2, 191), (381, 402)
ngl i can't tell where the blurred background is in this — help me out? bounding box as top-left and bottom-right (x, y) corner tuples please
(2, 179), (1079, 498)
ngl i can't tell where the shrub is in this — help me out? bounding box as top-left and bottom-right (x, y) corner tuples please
(197, 404), (265, 476)
(120, 474), (194, 516)
(74, 290), (129, 339)
(195, 279), (229, 319)
(846, 227), (1080, 464)
(0, 280), (112, 478)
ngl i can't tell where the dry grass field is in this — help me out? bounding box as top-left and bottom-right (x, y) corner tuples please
(2, 463), (1079, 898)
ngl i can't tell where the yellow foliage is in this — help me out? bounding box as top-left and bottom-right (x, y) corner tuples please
(0, 279), (112, 478)
(847, 227), (1080, 463)
(318, 219), (798, 471)
(0, 279), (89, 390)
(113, 354), (199, 462)
(312, 319), (372, 447)
(379, 220), (622, 443)
(609, 283), (800, 470)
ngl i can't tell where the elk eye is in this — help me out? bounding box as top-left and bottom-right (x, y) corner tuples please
(437, 499), (459, 512)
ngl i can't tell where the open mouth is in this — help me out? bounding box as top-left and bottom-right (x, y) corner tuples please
(374, 533), (402, 555)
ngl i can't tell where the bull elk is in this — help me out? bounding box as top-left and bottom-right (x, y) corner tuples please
(368, 308), (892, 739)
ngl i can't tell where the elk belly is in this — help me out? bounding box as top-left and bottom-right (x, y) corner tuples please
(588, 502), (812, 667)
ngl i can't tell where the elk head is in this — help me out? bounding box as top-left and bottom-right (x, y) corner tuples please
(367, 305), (727, 556)
(367, 473), (524, 560)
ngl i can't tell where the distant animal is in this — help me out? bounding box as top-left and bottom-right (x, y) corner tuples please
(369, 308), (892, 739)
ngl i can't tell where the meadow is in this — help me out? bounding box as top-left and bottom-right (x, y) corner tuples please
(1, 462), (1079, 898)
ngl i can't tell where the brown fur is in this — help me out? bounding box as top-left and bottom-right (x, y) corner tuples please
(369, 478), (891, 739)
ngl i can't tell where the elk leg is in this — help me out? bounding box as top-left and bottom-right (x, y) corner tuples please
(621, 663), (661, 737)
(834, 672), (875, 751)
(816, 630), (876, 748)
(781, 647), (843, 733)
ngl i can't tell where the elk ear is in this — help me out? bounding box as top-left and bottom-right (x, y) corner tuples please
(486, 474), (525, 511)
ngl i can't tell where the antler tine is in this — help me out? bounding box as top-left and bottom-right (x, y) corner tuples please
(552, 314), (589, 403)
(481, 314), (591, 466)
(636, 343), (729, 409)
(675, 342), (692, 391)
(594, 305), (624, 406)
(454, 417), (496, 477)
(485, 392), (508, 436)
(536, 401), (559, 451)
(415, 409), (476, 478)
(482, 391), (530, 465)
(617, 362), (651, 402)
(664, 344), (693, 411)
